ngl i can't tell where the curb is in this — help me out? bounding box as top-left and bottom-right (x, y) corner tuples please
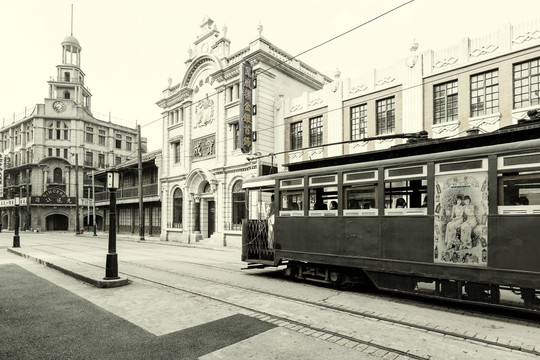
(7, 248), (130, 288)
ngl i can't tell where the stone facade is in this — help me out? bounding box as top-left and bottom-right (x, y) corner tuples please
(157, 17), (331, 247)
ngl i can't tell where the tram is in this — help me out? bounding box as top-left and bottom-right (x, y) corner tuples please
(242, 110), (540, 312)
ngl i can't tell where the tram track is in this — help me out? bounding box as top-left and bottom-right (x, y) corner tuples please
(23, 243), (540, 359)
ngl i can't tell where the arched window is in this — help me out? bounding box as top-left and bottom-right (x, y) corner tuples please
(53, 168), (63, 183)
(64, 90), (70, 99)
(232, 180), (245, 230)
(172, 188), (182, 228)
(203, 182), (212, 193)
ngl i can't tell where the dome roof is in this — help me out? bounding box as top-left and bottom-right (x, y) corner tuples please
(62, 35), (81, 48)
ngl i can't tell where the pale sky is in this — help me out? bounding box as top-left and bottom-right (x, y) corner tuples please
(1, 0), (539, 151)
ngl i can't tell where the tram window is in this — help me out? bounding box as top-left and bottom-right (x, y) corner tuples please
(344, 185), (377, 209)
(309, 187), (337, 210)
(280, 191), (303, 213)
(385, 180), (427, 214)
(498, 172), (540, 214)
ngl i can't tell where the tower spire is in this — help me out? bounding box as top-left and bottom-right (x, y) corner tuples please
(70, 4), (73, 36)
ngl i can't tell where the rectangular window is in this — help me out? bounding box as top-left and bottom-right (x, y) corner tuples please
(376, 97), (395, 135)
(115, 134), (122, 149)
(513, 58), (540, 109)
(48, 148), (53, 157)
(48, 129), (53, 139)
(85, 126), (94, 143)
(434, 81), (458, 124)
(173, 141), (181, 163)
(56, 148), (60, 157)
(115, 156), (121, 165)
(279, 190), (304, 215)
(64, 149), (68, 158)
(233, 123), (239, 150)
(498, 172), (540, 212)
(126, 136), (132, 151)
(98, 129), (106, 145)
(290, 121), (303, 150)
(85, 151), (93, 166)
(98, 154), (105, 168)
(471, 70), (499, 117)
(56, 129), (61, 139)
(350, 104), (367, 141)
(309, 116), (323, 147)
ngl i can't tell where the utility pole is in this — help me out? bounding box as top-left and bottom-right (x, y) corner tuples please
(138, 124), (145, 240)
(92, 169), (97, 236)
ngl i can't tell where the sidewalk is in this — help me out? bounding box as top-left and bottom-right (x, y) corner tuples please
(2, 230), (237, 288)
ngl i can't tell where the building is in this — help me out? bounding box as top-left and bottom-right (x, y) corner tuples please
(280, 18), (540, 166)
(94, 150), (162, 236)
(157, 17), (332, 246)
(0, 34), (145, 232)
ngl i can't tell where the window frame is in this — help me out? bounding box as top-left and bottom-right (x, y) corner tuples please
(434, 81), (458, 124)
(376, 97), (395, 135)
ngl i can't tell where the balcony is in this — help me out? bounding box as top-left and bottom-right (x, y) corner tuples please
(95, 183), (159, 202)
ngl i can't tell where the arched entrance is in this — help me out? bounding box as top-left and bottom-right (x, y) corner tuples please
(83, 215), (104, 230)
(45, 214), (69, 231)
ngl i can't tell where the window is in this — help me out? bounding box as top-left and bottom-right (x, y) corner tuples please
(85, 126), (94, 143)
(56, 148), (60, 157)
(231, 180), (245, 230)
(384, 165), (427, 214)
(115, 134), (122, 149)
(63, 90), (70, 99)
(64, 124), (69, 140)
(471, 70), (499, 117)
(376, 97), (395, 134)
(98, 129), (106, 145)
(351, 104), (367, 141)
(233, 123), (239, 150)
(172, 188), (182, 228)
(173, 141), (181, 163)
(98, 154), (105, 168)
(53, 168), (63, 183)
(48, 148), (53, 157)
(280, 191), (303, 213)
(514, 58), (540, 109)
(126, 136), (132, 151)
(64, 149), (68, 158)
(115, 156), (121, 165)
(309, 116), (323, 147)
(85, 151), (93, 166)
(309, 174), (338, 215)
(14, 130), (19, 145)
(344, 185), (377, 210)
(434, 81), (458, 124)
(290, 121), (303, 150)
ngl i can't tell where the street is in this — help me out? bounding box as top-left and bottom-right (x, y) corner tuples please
(1, 231), (539, 359)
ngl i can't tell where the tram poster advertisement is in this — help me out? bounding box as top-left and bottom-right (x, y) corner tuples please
(434, 171), (488, 266)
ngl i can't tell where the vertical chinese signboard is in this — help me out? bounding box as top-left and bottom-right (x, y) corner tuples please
(0, 154), (3, 198)
(239, 61), (253, 154)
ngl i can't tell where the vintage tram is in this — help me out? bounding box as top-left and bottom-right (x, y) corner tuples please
(242, 113), (540, 313)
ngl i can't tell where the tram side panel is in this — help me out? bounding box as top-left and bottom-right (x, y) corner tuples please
(490, 215), (540, 287)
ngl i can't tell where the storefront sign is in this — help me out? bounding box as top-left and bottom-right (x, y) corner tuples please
(239, 61), (253, 154)
(0, 154), (3, 198)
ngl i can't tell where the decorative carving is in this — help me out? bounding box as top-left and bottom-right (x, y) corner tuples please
(434, 57), (458, 69)
(309, 98), (323, 106)
(513, 30), (540, 44)
(350, 84), (368, 94)
(290, 104), (303, 112)
(194, 95), (215, 128)
(470, 45), (498, 57)
(376, 76), (396, 86)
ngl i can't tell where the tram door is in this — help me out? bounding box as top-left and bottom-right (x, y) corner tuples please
(208, 201), (215, 236)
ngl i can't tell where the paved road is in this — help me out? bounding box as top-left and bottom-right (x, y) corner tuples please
(0, 231), (382, 359)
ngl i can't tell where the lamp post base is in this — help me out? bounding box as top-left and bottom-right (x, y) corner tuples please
(104, 253), (119, 280)
(13, 235), (20, 248)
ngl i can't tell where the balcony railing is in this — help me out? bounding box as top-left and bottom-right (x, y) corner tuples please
(95, 183), (159, 202)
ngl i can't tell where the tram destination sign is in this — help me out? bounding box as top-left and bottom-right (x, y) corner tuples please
(239, 61), (253, 154)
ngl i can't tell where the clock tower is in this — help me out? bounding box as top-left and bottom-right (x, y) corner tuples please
(47, 35), (92, 114)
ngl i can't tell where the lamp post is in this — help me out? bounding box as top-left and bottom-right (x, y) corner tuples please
(104, 168), (119, 280)
(13, 195), (20, 248)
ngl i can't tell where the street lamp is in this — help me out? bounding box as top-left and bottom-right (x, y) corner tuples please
(104, 168), (120, 280)
(13, 195), (20, 248)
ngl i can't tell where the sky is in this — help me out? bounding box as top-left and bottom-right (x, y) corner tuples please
(1, 0), (539, 151)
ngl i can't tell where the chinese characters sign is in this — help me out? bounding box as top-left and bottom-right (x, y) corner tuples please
(0, 154), (3, 198)
(239, 61), (253, 154)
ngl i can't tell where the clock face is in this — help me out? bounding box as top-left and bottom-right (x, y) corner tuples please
(53, 101), (66, 113)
